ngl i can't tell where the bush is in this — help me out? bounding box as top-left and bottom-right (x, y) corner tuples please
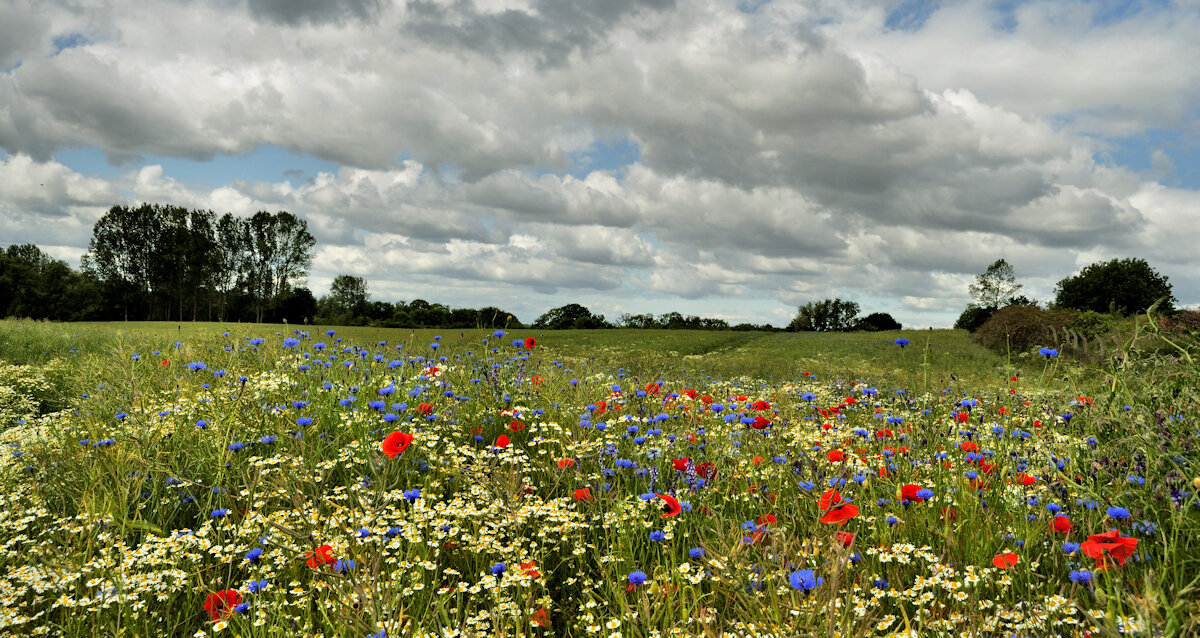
(954, 306), (996, 333)
(973, 306), (1072, 355)
(857, 312), (902, 331)
(1065, 310), (1126, 340)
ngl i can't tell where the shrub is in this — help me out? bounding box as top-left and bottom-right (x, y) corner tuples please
(973, 306), (1072, 355)
(954, 305), (996, 333)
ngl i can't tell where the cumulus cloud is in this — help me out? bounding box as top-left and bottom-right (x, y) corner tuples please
(0, 0), (1197, 327)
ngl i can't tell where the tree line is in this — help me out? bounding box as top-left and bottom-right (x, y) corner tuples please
(1, 204), (316, 323)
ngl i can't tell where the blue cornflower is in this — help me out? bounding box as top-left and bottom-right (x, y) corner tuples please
(789, 569), (823, 591)
(1039, 347), (1058, 358)
(1069, 569), (1092, 584)
(211, 509), (230, 518)
(228, 442), (244, 451)
(916, 488), (934, 500)
(297, 417), (313, 426)
(627, 570), (648, 587)
(403, 489), (421, 502)
(649, 530), (665, 542)
(1107, 506), (1131, 521)
(247, 580), (269, 593)
(234, 602), (250, 614)
(491, 563), (506, 577)
(245, 548), (263, 563)
(874, 578), (888, 589)
(259, 435), (277, 444)
(334, 559), (356, 573)
(689, 547), (705, 559)
(1062, 542), (1081, 554)
(894, 338), (909, 347)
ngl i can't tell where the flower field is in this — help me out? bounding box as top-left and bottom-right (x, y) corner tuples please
(0, 321), (1197, 637)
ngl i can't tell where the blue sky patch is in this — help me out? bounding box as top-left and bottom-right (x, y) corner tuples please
(55, 144), (341, 186)
(568, 135), (640, 178)
(1098, 128), (1199, 188)
(885, 0), (940, 32)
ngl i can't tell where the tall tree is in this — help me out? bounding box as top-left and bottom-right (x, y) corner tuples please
(969, 259), (1022, 309)
(245, 211), (315, 323)
(85, 204), (161, 321)
(789, 298), (860, 332)
(1054, 258), (1175, 315)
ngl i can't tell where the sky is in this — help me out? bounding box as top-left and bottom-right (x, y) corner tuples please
(2, 0), (1198, 328)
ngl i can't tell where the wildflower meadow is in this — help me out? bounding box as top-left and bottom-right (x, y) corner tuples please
(0, 320), (1198, 638)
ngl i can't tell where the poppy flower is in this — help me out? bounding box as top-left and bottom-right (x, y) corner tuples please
(827, 450), (846, 463)
(524, 337), (536, 349)
(900, 484), (927, 503)
(818, 488), (842, 511)
(672, 458), (691, 472)
(961, 441), (979, 452)
(495, 434), (511, 449)
(992, 552), (1019, 569)
(203, 589), (241, 622)
(1051, 515), (1073, 534)
(509, 420), (525, 432)
(1081, 529), (1138, 569)
(658, 493), (682, 517)
(955, 412), (970, 422)
(556, 457), (575, 468)
(757, 513), (776, 526)
(750, 416), (771, 430)
(819, 503), (859, 526)
(645, 382), (660, 395)
(520, 560), (541, 578)
(573, 488), (593, 501)
(305, 544), (336, 569)
(381, 431), (413, 458)
(701, 394), (713, 404)
(752, 400), (771, 411)
(532, 607), (550, 627)
(161, 359), (171, 366)
(417, 403), (434, 416)
(1016, 473), (1037, 486)
(695, 462), (716, 481)
(835, 531), (855, 547)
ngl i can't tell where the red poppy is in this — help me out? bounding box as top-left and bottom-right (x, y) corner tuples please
(876, 429), (893, 438)
(900, 484), (927, 502)
(495, 434), (511, 449)
(827, 450), (846, 463)
(532, 607), (551, 627)
(694, 462), (716, 480)
(835, 531), (855, 548)
(992, 552), (1019, 569)
(203, 589), (241, 622)
(658, 493), (682, 518)
(750, 416), (771, 430)
(757, 513), (776, 526)
(645, 382), (660, 395)
(752, 456), (765, 465)
(557, 457), (575, 468)
(844, 396), (857, 404)
(524, 337), (536, 349)
(520, 560), (541, 578)
(941, 506), (958, 521)
(672, 458), (690, 472)
(305, 544), (336, 569)
(381, 431), (413, 458)
(819, 503), (859, 526)
(417, 402), (434, 416)
(1016, 473), (1037, 486)
(573, 488), (593, 501)
(818, 488), (842, 510)
(1081, 529), (1138, 569)
(752, 400), (771, 411)
(682, 389), (698, 399)
(509, 420), (525, 432)
(161, 359), (171, 366)
(955, 412), (970, 422)
(701, 394), (713, 404)
(961, 441), (979, 452)
(1051, 515), (1073, 534)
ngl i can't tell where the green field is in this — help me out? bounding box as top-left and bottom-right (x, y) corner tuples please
(0, 320), (1196, 637)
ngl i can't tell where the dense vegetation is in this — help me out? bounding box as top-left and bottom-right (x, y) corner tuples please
(1, 320), (1198, 637)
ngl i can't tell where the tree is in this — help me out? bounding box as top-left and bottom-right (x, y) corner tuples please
(954, 306), (996, 333)
(1054, 258), (1175, 316)
(969, 259), (1022, 309)
(245, 211), (316, 323)
(329, 275), (370, 316)
(857, 312), (901, 331)
(789, 298), (860, 332)
(534, 303), (608, 329)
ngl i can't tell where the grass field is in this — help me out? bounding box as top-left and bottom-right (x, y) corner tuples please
(0, 319), (1197, 637)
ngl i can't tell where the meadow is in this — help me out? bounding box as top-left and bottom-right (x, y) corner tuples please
(0, 319), (1197, 637)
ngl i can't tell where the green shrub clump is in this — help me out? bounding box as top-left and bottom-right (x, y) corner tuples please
(972, 305), (1071, 355)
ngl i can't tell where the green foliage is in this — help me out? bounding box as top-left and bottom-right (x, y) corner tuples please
(789, 298), (859, 332)
(954, 305), (997, 333)
(856, 312), (901, 331)
(533, 303), (610, 329)
(972, 305), (1071, 355)
(1054, 257), (1175, 316)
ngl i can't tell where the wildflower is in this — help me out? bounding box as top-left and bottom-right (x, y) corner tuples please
(525, 337), (537, 349)
(992, 552), (1019, 569)
(1051, 515), (1073, 534)
(247, 580), (269, 593)
(789, 569), (824, 591)
(1039, 347), (1058, 357)
(557, 457), (575, 468)
(574, 488), (593, 502)
(381, 431), (413, 458)
(244, 548), (263, 564)
(835, 531), (855, 547)
(519, 560), (541, 578)
(894, 338), (909, 347)
(203, 590), (241, 622)
(403, 489), (421, 502)
(1069, 569), (1093, 584)
(532, 607), (551, 628)
(900, 484), (929, 503)
(657, 493), (682, 518)
(689, 547), (706, 559)
(626, 570), (648, 591)
(211, 509), (230, 518)
(305, 544), (336, 569)
(649, 530), (665, 542)
(818, 488), (842, 510)
(1107, 506), (1131, 521)
(333, 559), (356, 573)
(827, 450), (846, 463)
(819, 503), (859, 526)
(495, 434), (511, 449)
(1081, 529), (1138, 569)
